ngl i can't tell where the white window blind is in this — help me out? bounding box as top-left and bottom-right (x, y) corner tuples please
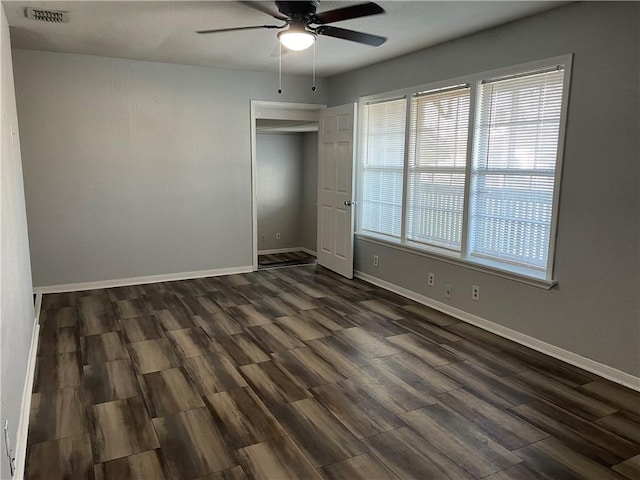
(470, 67), (565, 271)
(407, 86), (470, 250)
(360, 97), (407, 237)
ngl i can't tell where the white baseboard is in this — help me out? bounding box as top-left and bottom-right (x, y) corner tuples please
(33, 266), (254, 294)
(300, 247), (317, 256)
(355, 270), (640, 392)
(13, 294), (42, 479)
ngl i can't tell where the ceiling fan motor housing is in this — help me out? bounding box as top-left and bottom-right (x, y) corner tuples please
(275, 1), (319, 21)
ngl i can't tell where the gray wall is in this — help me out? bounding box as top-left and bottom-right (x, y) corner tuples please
(301, 132), (318, 253)
(256, 131), (318, 253)
(257, 133), (303, 251)
(1, 8), (35, 479)
(328, 1), (640, 376)
(12, 49), (327, 286)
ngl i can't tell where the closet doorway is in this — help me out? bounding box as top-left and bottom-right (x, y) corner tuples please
(250, 101), (326, 270)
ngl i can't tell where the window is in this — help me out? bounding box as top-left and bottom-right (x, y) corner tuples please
(407, 85), (470, 251)
(470, 68), (565, 272)
(360, 97), (406, 237)
(357, 57), (571, 283)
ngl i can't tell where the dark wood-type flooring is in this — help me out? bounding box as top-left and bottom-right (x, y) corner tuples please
(258, 251), (316, 269)
(27, 265), (640, 479)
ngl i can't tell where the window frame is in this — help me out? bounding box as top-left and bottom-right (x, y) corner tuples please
(355, 54), (573, 288)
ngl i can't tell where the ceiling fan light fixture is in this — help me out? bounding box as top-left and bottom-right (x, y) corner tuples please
(278, 29), (316, 51)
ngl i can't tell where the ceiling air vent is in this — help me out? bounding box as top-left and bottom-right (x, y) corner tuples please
(24, 7), (69, 23)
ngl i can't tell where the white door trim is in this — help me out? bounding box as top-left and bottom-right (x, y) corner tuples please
(250, 100), (326, 271)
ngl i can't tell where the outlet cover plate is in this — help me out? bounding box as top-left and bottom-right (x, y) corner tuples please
(472, 285), (480, 301)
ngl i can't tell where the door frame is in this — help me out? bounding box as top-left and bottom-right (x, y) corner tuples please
(250, 100), (326, 271)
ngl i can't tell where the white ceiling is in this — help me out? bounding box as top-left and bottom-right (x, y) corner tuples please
(4, 1), (566, 76)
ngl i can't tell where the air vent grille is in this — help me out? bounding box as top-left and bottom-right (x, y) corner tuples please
(24, 7), (69, 23)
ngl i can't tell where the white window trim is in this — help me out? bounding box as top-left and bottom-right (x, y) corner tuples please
(355, 54), (573, 288)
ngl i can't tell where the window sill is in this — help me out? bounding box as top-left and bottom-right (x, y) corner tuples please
(355, 233), (557, 290)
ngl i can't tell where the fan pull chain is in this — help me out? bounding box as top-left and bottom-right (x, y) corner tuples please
(278, 42), (282, 94)
(312, 41), (317, 92)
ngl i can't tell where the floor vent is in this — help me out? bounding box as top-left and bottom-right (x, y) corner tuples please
(24, 7), (69, 23)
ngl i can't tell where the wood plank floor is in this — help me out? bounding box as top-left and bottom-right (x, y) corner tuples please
(27, 266), (640, 479)
(258, 251), (316, 269)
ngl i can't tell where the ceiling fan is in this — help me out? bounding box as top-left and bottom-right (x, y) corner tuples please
(197, 1), (387, 51)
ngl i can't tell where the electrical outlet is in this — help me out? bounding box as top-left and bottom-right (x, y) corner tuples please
(472, 285), (480, 301)
(427, 272), (435, 287)
(261, 235), (266, 242)
(373, 255), (379, 267)
(445, 284), (452, 299)
(276, 233), (281, 240)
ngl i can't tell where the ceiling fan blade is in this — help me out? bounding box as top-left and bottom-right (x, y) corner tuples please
(239, 1), (289, 21)
(312, 2), (384, 25)
(197, 24), (282, 34)
(316, 25), (386, 46)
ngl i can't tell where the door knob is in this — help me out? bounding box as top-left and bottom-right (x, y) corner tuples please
(344, 200), (355, 206)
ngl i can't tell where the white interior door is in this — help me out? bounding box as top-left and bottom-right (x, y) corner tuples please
(317, 103), (357, 278)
